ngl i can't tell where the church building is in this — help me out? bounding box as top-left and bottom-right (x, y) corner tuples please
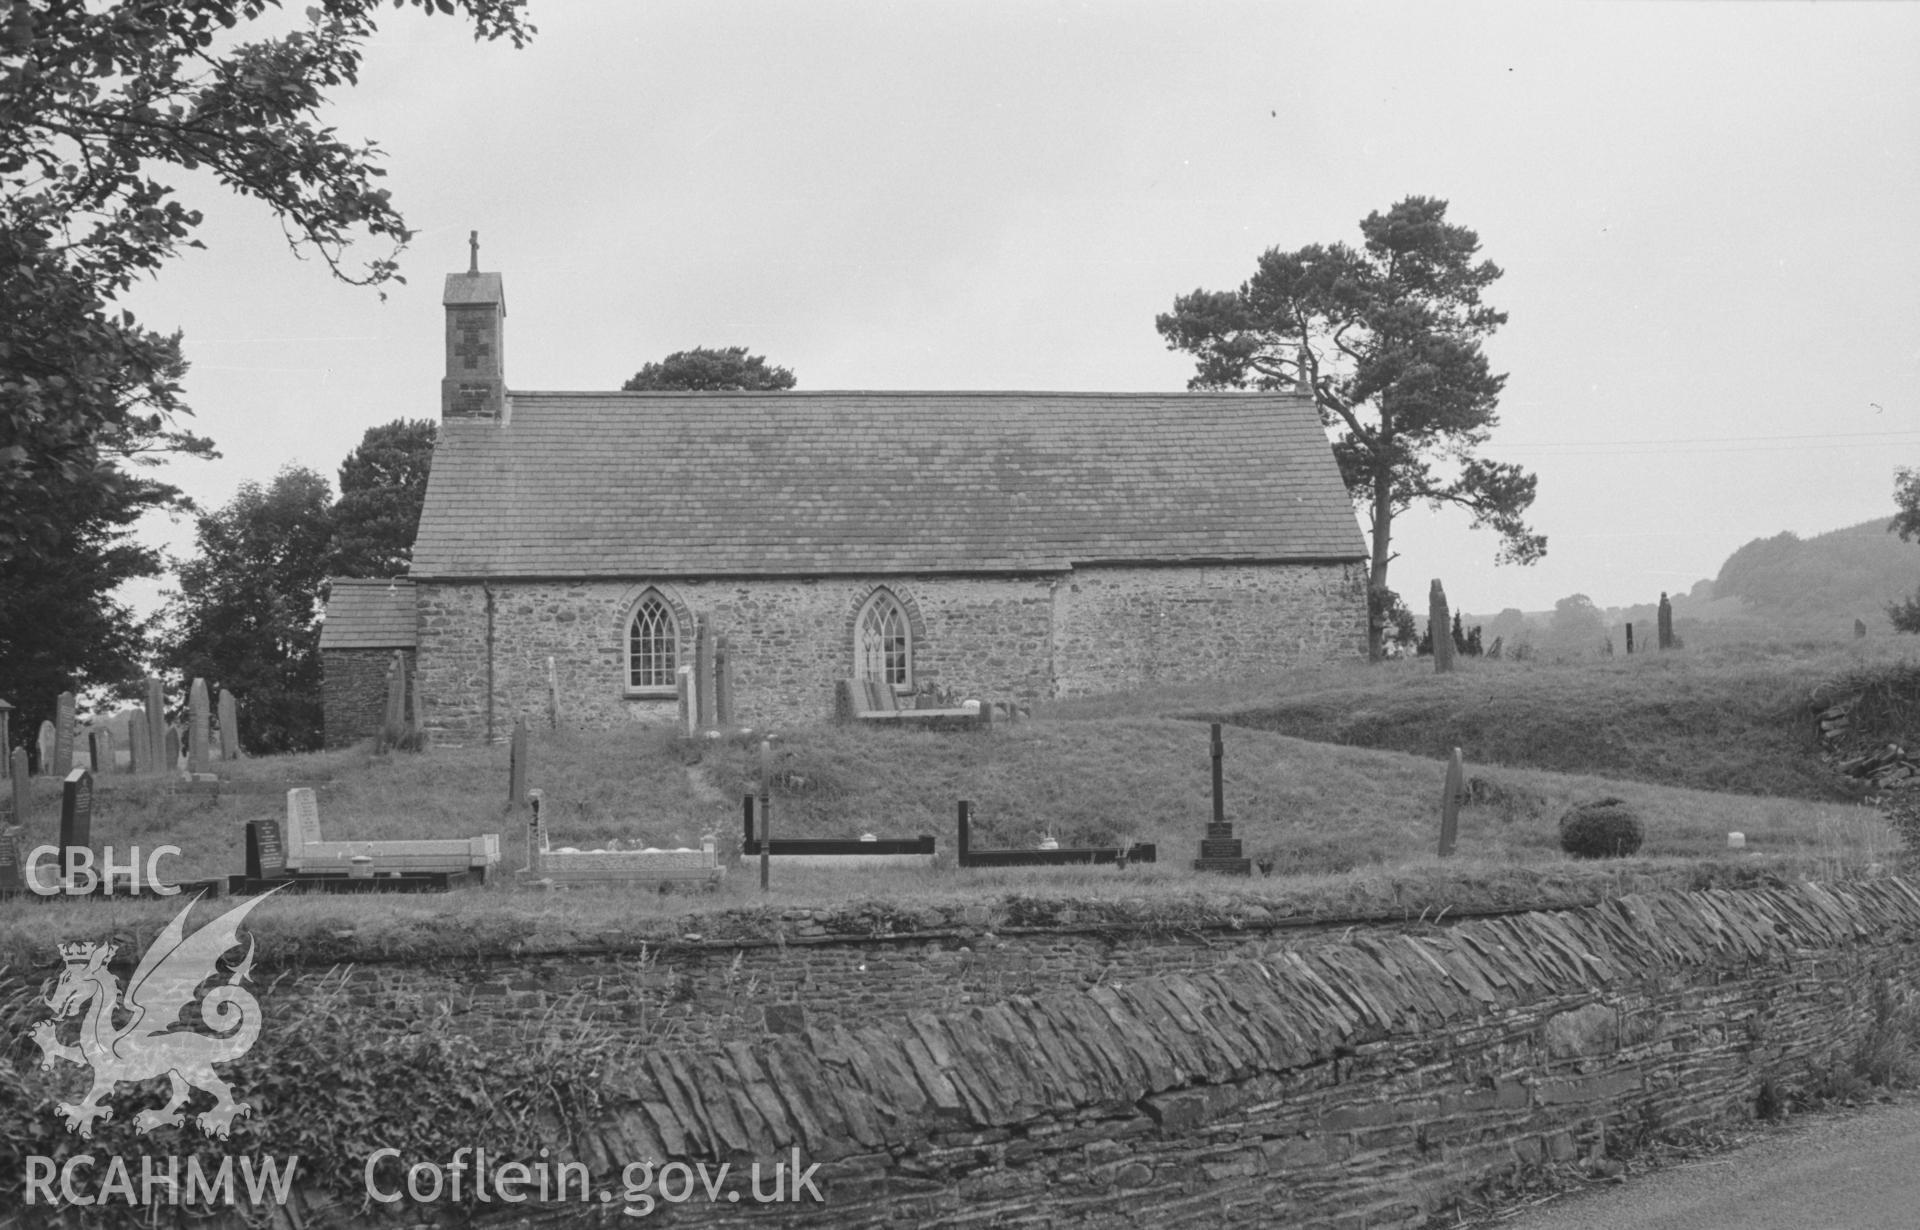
(329, 255), (1369, 746)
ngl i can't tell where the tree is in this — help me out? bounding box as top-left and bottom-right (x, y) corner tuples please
(1543, 593), (1607, 658)
(1893, 468), (1920, 543)
(329, 418), (436, 577)
(3, 0), (531, 730)
(1156, 196), (1544, 660)
(622, 347), (797, 392)
(157, 467), (334, 754)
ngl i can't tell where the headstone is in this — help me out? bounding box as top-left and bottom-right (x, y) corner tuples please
(1624, 623), (1634, 655)
(1193, 724), (1251, 874)
(525, 788), (548, 873)
(37, 722), (55, 776)
(246, 818), (287, 879)
(59, 767), (93, 866)
(508, 719), (528, 809)
(54, 692), (76, 776)
(546, 656), (559, 730)
(190, 677), (211, 774)
(384, 652), (407, 734)
(145, 676), (166, 774)
(90, 729), (114, 775)
(714, 636), (732, 727)
(677, 665), (696, 737)
(1438, 747), (1464, 857)
(163, 725), (180, 772)
(0, 698), (11, 776)
(1854, 618), (1868, 640)
(0, 825), (22, 892)
(694, 615), (715, 733)
(286, 787), (322, 850)
(1429, 580), (1454, 674)
(9, 750), (27, 821)
(218, 689), (241, 760)
(406, 664), (423, 738)
(1657, 593), (1674, 651)
(127, 714), (143, 774)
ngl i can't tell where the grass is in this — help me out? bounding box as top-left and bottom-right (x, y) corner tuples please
(3, 638), (1910, 970)
(1044, 637), (1920, 800)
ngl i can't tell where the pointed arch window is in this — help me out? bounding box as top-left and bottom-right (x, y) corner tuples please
(627, 593), (678, 694)
(855, 590), (912, 689)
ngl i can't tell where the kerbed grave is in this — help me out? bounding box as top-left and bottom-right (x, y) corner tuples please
(229, 788), (499, 895)
(518, 789), (722, 889)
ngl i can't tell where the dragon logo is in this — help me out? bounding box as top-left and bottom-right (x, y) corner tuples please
(29, 888), (281, 1140)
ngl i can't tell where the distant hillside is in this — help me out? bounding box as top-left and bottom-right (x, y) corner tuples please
(1624, 518), (1915, 638)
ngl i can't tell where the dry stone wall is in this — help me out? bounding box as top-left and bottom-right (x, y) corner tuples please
(474, 880), (1920, 1227)
(415, 562), (1365, 744)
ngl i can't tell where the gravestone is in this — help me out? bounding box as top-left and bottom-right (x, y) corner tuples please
(90, 729), (114, 775)
(1193, 723), (1252, 874)
(546, 656), (560, 730)
(525, 787), (548, 872)
(287, 787), (322, 850)
(127, 713), (144, 774)
(384, 652), (406, 734)
(219, 689), (241, 760)
(163, 726), (180, 772)
(9, 750), (26, 821)
(1438, 747), (1464, 857)
(1624, 622), (1634, 654)
(189, 677), (211, 774)
(0, 825), (22, 892)
(0, 698), (11, 776)
(37, 722), (55, 776)
(1429, 580), (1454, 674)
(145, 676), (166, 774)
(694, 615), (715, 733)
(1855, 618), (1868, 640)
(508, 719), (529, 809)
(60, 767), (93, 870)
(245, 819), (287, 879)
(54, 692), (76, 776)
(1657, 593), (1674, 651)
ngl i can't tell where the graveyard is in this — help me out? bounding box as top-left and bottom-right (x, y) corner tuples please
(2, 638), (1916, 1227)
(0, 639), (1906, 959)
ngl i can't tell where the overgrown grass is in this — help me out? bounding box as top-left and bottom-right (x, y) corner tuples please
(1041, 639), (1918, 800)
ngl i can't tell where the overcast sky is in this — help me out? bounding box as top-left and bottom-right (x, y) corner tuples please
(116, 0), (1920, 623)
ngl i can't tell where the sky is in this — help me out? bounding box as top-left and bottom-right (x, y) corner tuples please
(114, 0), (1920, 623)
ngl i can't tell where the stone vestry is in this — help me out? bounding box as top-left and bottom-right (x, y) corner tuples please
(318, 579), (417, 748)
(405, 257), (1367, 744)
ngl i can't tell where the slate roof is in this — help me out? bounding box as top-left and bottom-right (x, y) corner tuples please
(410, 391), (1366, 579)
(318, 579), (418, 649)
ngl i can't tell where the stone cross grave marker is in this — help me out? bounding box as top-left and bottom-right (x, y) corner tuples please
(37, 722), (55, 776)
(145, 676), (166, 773)
(190, 677), (211, 774)
(219, 688), (240, 760)
(0, 824), (22, 893)
(54, 691), (76, 776)
(60, 767), (94, 880)
(163, 726), (180, 772)
(1193, 723), (1251, 875)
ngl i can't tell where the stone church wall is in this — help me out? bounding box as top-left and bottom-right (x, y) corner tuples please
(320, 648), (413, 750)
(415, 562), (1364, 745)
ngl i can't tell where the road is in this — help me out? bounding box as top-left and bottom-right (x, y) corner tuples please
(1475, 1095), (1920, 1230)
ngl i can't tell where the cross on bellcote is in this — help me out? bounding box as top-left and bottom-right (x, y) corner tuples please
(468, 229), (479, 274)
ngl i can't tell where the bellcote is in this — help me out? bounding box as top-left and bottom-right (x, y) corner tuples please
(441, 232), (506, 421)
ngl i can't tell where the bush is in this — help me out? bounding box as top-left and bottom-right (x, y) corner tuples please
(1558, 798), (1645, 858)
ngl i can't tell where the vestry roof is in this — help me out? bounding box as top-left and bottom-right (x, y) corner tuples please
(410, 391), (1366, 579)
(318, 579), (417, 649)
